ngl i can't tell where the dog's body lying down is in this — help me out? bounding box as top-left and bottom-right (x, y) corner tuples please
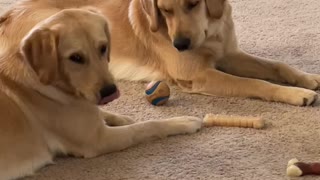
(104, 0), (320, 106)
(0, 0), (319, 178)
(0, 5), (201, 180)
(1, 0), (320, 108)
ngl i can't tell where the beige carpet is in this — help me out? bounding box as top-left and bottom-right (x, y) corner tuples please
(1, 0), (320, 180)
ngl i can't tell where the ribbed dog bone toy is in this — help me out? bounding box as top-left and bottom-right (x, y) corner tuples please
(287, 158), (320, 177)
(203, 114), (265, 129)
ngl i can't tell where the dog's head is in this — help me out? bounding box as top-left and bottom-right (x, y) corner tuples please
(141, 0), (225, 51)
(20, 8), (119, 105)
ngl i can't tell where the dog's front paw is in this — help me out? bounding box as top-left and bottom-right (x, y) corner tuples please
(276, 87), (318, 106)
(164, 116), (203, 136)
(296, 73), (320, 90)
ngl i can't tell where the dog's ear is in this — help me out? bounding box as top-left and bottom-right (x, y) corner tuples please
(21, 28), (59, 85)
(140, 0), (159, 32)
(205, 0), (225, 19)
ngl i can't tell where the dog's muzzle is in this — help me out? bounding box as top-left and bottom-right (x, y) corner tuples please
(98, 84), (120, 105)
(173, 37), (191, 51)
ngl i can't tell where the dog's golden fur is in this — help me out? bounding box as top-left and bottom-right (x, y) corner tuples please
(104, 0), (320, 106)
(0, 2), (202, 179)
(1, 0), (320, 179)
(2, 0), (320, 108)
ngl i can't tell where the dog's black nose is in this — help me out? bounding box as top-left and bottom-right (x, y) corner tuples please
(100, 84), (117, 98)
(173, 38), (191, 51)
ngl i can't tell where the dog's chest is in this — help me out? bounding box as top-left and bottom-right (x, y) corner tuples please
(26, 99), (101, 154)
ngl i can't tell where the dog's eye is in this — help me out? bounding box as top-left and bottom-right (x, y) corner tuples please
(69, 53), (85, 64)
(162, 8), (173, 15)
(100, 45), (107, 55)
(187, 1), (199, 10)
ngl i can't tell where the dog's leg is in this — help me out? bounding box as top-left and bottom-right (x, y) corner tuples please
(99, 108), (135, 126)
(83, 116), (202, 158)
(177, 69), (318, 106)
(216, 50), (320, 90)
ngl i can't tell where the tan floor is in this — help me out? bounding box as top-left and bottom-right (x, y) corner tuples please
(1, 0), (320, 180)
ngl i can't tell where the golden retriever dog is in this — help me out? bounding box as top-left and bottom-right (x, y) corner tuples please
(0, 4), (202, 180)
(1, 1), (320, 110)
(104, 0), (320, 106)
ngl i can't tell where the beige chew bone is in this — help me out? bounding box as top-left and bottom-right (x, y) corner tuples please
(203, 114), (265, 129)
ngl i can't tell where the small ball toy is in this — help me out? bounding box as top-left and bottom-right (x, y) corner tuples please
(145, 81), (170, 106)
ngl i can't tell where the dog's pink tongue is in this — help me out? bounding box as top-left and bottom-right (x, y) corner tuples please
(98, 89), (120, 105)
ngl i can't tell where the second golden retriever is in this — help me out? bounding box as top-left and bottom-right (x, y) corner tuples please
(0, 5), (202, 180)
(104, 0), (320, 106)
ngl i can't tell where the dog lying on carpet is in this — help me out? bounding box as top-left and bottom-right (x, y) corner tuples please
(1, 0), (320, 107)
(105, 0), (320, 106)
(0, 6), (202, 180)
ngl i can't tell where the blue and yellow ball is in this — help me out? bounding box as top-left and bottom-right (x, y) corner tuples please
(145, 81), (170, 106)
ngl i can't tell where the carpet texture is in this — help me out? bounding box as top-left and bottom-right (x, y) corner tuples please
(1, 0), (320, 180)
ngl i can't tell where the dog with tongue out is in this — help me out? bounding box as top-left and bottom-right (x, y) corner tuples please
(98, 84), (120, 105)
(0, 6), (202, 180)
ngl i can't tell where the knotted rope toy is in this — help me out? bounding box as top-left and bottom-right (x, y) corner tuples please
(287, 158), (320, 177)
